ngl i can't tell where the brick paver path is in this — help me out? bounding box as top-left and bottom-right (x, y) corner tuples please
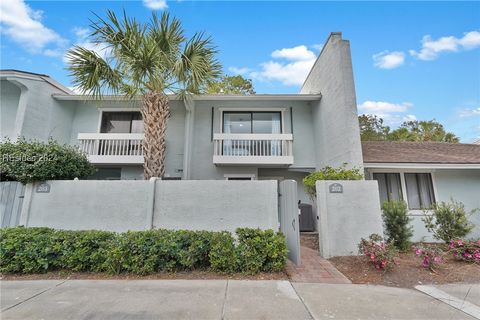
(285, 246), (351, 283)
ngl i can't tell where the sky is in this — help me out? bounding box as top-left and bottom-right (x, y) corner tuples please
(1, 1), (479, 142)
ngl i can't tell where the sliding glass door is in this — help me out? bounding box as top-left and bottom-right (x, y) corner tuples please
(222, 111), (282, 156)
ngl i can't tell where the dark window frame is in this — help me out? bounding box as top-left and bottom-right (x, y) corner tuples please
(100, 111), (143, 134)
(372, 172), (403, 202)
(404, 172), (436, 210)
(222, 111), (283, 134)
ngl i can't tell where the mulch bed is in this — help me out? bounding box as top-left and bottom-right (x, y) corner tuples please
(329, 249), (480, 288)
(0, 270), (288, 281)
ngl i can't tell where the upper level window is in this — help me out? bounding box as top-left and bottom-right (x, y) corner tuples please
(405, 173), (435, 209)
(373, 173), (403, 203)
(100, 112), (143, 134)
(223, 112), (281, 134)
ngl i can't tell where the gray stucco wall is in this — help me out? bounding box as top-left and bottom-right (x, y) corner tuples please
(0, 80), (20, 139)
(434, 169), (480, 239)
(22, 180), (151, 232)
(316, 180), (384, 258)
(366, 168), (480, 242)
(301, 33), (364, 170)
(18, 180), (279, 233)
(5, 78), (75, 143)
(153, 180), (278, 232)
(189, 100), (316, 180)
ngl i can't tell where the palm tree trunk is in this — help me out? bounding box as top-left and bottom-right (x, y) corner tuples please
(141, 92), (170, 180)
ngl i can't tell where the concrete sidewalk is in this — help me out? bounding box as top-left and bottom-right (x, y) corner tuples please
(1, 280), (478, 320)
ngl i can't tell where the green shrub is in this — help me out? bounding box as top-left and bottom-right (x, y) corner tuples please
(0, 138), (95, 184)
(236, 228), (287, 274)
(0, 227), (287, 275)
(381, 200), (413, 251)
(209, 232), (238, 273)
(358, 234), (398, 271)
(422, 199), (477, 243)
(303, 164), (363, 198)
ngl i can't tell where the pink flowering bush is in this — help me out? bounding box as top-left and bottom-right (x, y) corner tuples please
(358, 234), (398, 271)
(449, 239), (480, 263)
(413, 245), (444, 271)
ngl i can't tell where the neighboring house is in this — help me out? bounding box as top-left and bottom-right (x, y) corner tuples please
(1, 32), (479, 239)
(363, 142), (480, 240)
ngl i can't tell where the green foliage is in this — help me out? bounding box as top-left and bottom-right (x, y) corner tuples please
(358, 234), (398, 271)
(303, 164), (363, 199)
(0, 138), (95, 184)
(209, 232), (238, 273)
(67, 10), (222, 98)
(207, 75), (255, 95)
(359, 114), (390, 142)
(0, 227), (287, 275)
(236, 228), (287, 274)
(422, 199), (476, 243)
(359, 115), (459, 143)
(381, 200), (413, 251)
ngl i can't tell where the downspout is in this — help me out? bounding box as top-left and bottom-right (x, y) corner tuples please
(182, 99), (195, 180)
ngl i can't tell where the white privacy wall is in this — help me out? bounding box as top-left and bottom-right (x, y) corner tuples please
(153, 180), (278, 232)
(316, 180), (384, 258)
(22, 181), (152, 232)
(18, 180), (279, 233)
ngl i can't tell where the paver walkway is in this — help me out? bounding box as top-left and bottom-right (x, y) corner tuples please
(285, 246), (351, 283)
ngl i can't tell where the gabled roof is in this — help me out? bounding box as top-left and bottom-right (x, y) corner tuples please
(0, 69), (73, 94)
(362, 141), (480, 164)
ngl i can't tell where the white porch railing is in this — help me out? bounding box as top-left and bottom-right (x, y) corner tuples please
(213, 133), (294, 165)
(78, 133), (144, 164)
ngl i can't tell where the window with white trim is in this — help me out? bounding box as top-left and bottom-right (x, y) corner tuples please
(372, 172), (435, 210)
(373, 173), (403, 203)
(404, 173), (435, 209)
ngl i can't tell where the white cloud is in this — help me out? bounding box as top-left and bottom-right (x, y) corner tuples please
(250, 59), (316, 86)
(0, 0), (65, 53)
(228, 66), (251, 75)
(63, 27), (111, 64)
(410, 31), (480, 60)
(459, 107), (480, 118)
(359, 101), (413, 113)
(230, 45), (317, 86)
(271, 45), (316, 61)
(372, 51), (405, 69)
(358, 100), (416, 126)
(143, 0), (168, 10)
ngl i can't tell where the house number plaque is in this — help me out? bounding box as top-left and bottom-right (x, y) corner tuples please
(36, 182), (51, 193)
(329, 183), (343, 193)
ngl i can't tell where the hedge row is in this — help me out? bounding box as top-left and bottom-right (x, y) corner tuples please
(0, 227), (287, 275)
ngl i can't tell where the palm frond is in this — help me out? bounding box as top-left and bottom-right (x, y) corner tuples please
(66, 46), (122, 98)
(173, 32), (222, 94)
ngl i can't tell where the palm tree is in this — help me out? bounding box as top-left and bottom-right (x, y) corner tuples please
(67, 11), (222, 179)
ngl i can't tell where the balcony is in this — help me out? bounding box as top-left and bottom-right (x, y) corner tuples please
(78, 133), (144, 164)
(213, 133), (294, 166)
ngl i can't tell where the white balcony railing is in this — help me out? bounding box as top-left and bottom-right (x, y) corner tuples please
(78, 133), (144, 164)
(213, 133), (294, 165)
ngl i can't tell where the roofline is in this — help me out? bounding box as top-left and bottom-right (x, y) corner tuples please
(363, 162), (480, 169)
(0, 70), (73, 95)
(300, 32), (343, 93)
(52, 93), (322, 102)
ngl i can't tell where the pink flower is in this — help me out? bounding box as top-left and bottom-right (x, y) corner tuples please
(370, 254), (375, 261)
(415, 248), (423, 256)
(464, 253), (473, 259)
(434, 256), (443, 264)
(422, 257), (430, 268)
